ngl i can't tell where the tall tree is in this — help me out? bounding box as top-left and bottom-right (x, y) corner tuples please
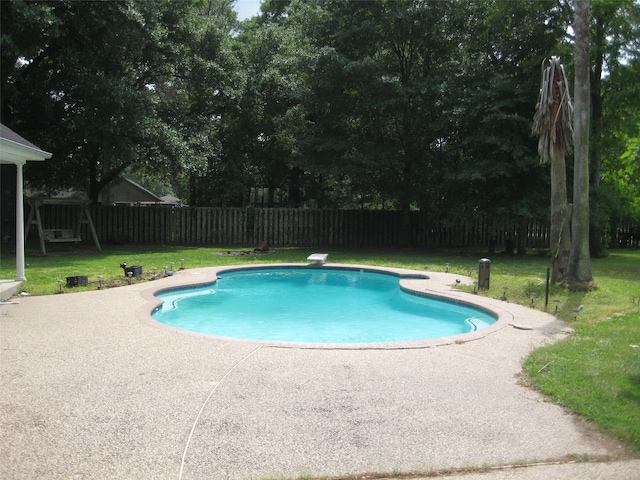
(1, 0), (234, 204)
(158, 0), (239, 206)
(588, 0), (640, 255)
(601, 59), (640, 243)
(533, 56), (573, 283)
(569, 0), (594, 287)
(295, 0), (460, 240)
(449, 0), (564, 251)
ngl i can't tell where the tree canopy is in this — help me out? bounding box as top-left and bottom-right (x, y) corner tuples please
(1, 0), (638, 249)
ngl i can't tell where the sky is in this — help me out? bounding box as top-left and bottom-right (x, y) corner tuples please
(233, 0), (262, 20)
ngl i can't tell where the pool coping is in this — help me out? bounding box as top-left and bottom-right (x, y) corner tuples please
(137, 263), (513, 349)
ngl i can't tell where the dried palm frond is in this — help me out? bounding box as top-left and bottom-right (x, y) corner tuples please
(532, 56), (574, 163)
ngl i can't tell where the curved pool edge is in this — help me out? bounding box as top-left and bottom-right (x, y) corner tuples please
(136, 263), (514, 350)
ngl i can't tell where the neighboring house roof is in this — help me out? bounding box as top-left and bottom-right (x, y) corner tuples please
(24, 188), (89, 201)
(0, 123), (52, 164)
(26, 178), (182, 206)
(104, 178), (163, 204)
(101, 178), (182, 206)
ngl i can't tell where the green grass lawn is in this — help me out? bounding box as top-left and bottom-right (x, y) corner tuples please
(525, 311), (640, 452)
(2, 242), (640, 452)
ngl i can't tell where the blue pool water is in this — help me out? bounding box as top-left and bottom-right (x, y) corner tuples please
(152, 267), (496, 344)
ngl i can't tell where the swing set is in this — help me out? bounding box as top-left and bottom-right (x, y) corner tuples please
(24, 197), (101, 255)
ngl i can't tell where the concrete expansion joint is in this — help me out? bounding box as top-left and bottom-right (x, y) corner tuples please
(371, 454), (634, 480)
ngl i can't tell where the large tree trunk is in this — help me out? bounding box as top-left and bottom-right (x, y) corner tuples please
(568, 0), (594, 288)
(589, 13), (606, 257)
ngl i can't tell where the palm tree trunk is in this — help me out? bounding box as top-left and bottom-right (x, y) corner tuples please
(550, 146), (570, 283)
(534, 56), (572, 284)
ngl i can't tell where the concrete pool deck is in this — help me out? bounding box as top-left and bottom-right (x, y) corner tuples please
(1, 264), (637, 479)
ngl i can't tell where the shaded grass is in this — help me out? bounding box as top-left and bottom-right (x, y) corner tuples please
(2, 242), (640, 452)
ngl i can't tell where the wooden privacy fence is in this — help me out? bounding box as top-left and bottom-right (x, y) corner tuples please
(28, 204), (561, 250)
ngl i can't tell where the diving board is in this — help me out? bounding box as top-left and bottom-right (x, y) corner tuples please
(307, 253), (328, 265)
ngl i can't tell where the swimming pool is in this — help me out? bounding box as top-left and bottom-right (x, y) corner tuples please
(151, 266), (498, 345)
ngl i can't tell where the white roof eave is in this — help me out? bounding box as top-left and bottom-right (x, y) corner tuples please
(0, 138), (52, 165)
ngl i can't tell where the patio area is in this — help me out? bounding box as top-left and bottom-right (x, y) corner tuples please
(1, 266), (636, 479)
